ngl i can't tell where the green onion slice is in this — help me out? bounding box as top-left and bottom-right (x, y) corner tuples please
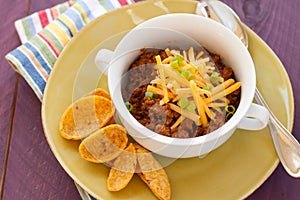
(225, 105), (236, 113)
(177, 98), (195, 111)
(125, 101), (133, 112)
(170, 55), (183, 69)
(203, 84), (212, 91)
(210, 72), (220, 83)
(170, 60), (179, 69)
(177, 97), (189, 109)
(144, 91), (156, 99)
(186, 103), (196, 111)
(225, 105), (236, 120)
(174, 55), (183, 64)
(181, 69), (195, 80)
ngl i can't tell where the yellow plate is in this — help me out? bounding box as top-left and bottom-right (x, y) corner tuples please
(42, 0), (294, 199)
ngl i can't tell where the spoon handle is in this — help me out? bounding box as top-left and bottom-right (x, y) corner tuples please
(254, 88), (300, 177)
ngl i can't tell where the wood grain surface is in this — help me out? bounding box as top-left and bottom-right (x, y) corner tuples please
(0, 0), (29, 198)
(1, 1), (81, 199)
(0, 0), (299, 199)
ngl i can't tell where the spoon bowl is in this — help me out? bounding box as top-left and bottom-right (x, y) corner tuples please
(196, 0), (248, 48)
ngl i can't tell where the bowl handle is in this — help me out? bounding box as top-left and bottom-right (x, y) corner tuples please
(237, 103), (269, 130)
(95, 49), (113, 76)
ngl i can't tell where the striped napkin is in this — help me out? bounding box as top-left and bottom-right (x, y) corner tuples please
(6, 1), (135, 199)
(15, 1), (75, 44)
(5, 0), (134, 101)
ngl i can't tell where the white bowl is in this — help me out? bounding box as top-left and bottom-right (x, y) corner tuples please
(95, 14), (269, 158)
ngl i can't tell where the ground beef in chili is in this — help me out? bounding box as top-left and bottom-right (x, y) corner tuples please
(121, 49), (241, 138)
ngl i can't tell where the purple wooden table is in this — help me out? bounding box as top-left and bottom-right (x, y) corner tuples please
(0, 0), (299, 199)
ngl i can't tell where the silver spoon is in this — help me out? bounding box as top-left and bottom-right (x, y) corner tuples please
(196, 0), (300, 178)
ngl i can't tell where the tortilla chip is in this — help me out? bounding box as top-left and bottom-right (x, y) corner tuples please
(79, 124), (128, 163)
(134, 144), (171, 200)
(59, 95), (114, 140)
(88, 88), (115, 126)
(107, 143), (137, 191)
(86, 88), (111, 100)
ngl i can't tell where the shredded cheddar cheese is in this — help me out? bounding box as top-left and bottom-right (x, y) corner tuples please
(146, 47), (241, 128)
(155, 55), (169, 105)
